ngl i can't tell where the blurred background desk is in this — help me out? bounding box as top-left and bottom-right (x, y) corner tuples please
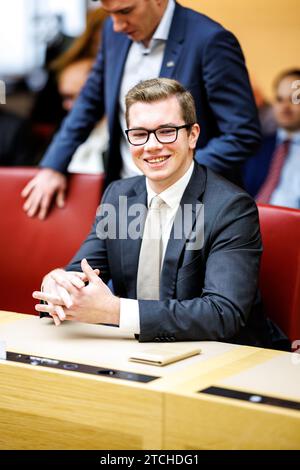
(0, 311), (299, 450)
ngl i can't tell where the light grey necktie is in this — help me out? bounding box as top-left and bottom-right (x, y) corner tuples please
(136, 195), (165, 300)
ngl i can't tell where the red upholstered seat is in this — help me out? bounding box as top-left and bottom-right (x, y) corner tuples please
(257, 204), (300, 343)
(0, 167), (104, 314)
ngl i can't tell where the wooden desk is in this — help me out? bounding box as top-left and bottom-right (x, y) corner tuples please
(0, 311), (299, 449)
(164, 348), (300, 449)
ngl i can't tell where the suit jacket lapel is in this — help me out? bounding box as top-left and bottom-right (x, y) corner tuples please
(160, 164), (207, 299)
(121, 178), (147, 298)
(160, 3), (186, 79)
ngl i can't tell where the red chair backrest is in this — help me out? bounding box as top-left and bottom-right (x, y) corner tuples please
(0, 167), (104, 314)
(257, 204), (300, 343)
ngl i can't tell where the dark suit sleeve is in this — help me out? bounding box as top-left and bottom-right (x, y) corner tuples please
(195, 29), (261, 175)
(64, 183), (114, 284)
(39, 24), (108, 174)
(138, 194), (262, 342)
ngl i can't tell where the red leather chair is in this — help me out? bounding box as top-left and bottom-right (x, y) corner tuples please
(257, 204), (300, 343)
(0, 168), (104, 314)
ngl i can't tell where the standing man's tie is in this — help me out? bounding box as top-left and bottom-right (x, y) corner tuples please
(256, 139), (291, 203)
(137, 195), (165, 300)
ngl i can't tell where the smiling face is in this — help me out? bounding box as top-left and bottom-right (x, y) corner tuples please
(127, 96), (200, 193)
(101, 0), (166, 46)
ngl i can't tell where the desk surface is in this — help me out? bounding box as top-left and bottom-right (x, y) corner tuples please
(0, 311), (299, 449)
(0, 311), (241, 385)
(1, 311), (299, 396)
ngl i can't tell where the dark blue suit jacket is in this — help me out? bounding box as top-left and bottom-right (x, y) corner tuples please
(41, 2), (261, 185)
(243, 134), (277, 197)
(66, 162), (274, 347)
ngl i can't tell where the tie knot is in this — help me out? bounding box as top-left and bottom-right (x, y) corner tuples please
(281, 139), (291, 150)
(150, 195), (165, 209)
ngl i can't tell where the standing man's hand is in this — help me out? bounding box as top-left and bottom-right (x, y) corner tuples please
(21, 168), (67, 220)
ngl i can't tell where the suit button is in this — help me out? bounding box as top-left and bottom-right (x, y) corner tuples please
(154, 337), (160, 342)
(170, 336), (176, 341)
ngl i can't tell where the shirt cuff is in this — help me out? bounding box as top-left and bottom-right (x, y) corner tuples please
(119, 298), (140, 336)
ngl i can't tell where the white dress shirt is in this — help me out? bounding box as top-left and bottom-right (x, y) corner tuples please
(67, 120), (108, 174)
(118, 0), (175, 178)
(270, 129), (300, 209)
(119, 161), (195, 336)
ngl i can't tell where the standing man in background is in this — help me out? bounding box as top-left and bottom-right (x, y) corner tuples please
(22, 0), (261, 219)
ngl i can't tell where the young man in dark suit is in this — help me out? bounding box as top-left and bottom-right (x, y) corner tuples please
(33, 78), (275, 348)
(23, 0), (260, 220)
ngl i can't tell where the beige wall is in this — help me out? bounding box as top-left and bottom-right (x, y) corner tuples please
(181, 0), (300, 101)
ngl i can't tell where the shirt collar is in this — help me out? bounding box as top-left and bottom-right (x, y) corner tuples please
(277, 128), (300, 144)
(138, 0), (175, 53)
(152, 0), (175, 41)
(146, 160), (194, 209)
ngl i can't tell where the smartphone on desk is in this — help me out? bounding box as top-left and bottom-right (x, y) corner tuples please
(129, 346), (201, 366)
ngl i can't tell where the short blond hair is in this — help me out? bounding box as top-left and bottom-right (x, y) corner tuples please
(125, 78), (197, 126)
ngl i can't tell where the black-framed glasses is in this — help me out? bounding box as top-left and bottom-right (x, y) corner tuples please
(125, 124), (194, 146)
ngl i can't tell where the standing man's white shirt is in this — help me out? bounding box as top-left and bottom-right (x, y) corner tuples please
(119, 0), (175, 178)
(119, 161), (195, 335)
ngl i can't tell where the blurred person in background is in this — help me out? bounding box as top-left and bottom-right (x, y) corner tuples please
(22, 0), (261, 220)
(30, 7), (108, 159)
(0, 108), (33, 166)
(58, 58), (95, 113)
(57, 57), (108, 174)
(251, 77), (277, 136)
(50, 7), (107, 70)
(244, 69), (300, 209)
